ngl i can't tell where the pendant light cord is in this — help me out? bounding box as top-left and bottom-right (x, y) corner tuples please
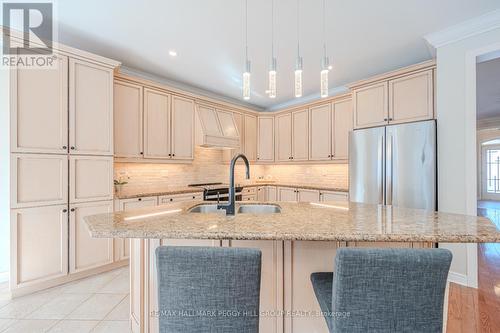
(271, 0), (274, 59)
(323, 0), (327, 57)
(245, 0), (248, 63)
(296, 0), (300, 58)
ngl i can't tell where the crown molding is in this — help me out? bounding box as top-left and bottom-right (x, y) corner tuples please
(477, 115), (500, 130)
(424, 9), (500, 50)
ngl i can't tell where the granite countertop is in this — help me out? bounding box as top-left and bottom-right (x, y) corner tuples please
(115, 182), (348, 199)
(84, 201), (500, 243)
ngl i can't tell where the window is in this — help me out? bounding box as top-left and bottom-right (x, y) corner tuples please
(486, 148), (500, 194)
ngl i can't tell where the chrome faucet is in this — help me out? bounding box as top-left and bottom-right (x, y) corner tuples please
(217, 154), (250, 215)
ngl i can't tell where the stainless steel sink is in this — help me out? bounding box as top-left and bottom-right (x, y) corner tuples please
(188, 204), (223, 213)
(237, 204), (281, 214)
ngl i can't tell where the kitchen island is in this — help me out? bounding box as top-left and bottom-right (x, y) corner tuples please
(85, 201), (500, 333)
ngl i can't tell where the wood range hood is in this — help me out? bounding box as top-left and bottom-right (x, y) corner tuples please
(195, 103), (240, 149)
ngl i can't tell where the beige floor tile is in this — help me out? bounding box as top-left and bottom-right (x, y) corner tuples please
(0, 291), (54, 319)
(2, 319), (57, 333)
(0, 319), (16, 331)
(91, 320), (131, 333)
(103, 295), (129, 321)
(97, 273), (129, 294)
(65, 294), (126, 320)
(28, 293), (92, 320)
(59, 273), (118, 294)
(47, 320), (99, 333)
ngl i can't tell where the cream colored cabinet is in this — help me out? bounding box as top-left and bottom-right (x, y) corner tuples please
(297, 189), (320, 203)
(11, 154), (68, 208)
(130, 238), (145, 333)
(388, 69), (433, 124)
(171, 96), (195, 159)
(114, 80), (143, 158)
(233, 112), (245, 154)
(69, 201), (114, 273)
(10, 205), (69, 289)
(267, 186), (277, 201)
(257, 116), (274, 162)
(69, 58), (114, 155)
(257, 186), (266, 201)
(332, 99), (353, 160)
(320, 191), (348, 202)
(143, 88), (170, 159)
(230, 240), (284, 333)
(309, 103), (332, 161)
(278, 187), (297, 202)
(353, 82), (388, 129)
(276, 113), (292, 162)
(284, 241), (339, 333)
(244, 114), (258, 161)
(69, 155), (113, 203)
(10, 54), (68, 154)
(292, 109), (309, 161)
(158, 193), (202, 205)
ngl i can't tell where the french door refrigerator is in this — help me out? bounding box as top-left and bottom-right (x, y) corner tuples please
(348, 120), (436, 210)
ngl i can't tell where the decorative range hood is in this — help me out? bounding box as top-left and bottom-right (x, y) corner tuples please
(195, 104), (240, 149)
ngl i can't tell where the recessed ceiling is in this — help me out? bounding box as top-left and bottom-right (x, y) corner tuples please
(56, 0), (500, 110)
(477, 57), (500, 120)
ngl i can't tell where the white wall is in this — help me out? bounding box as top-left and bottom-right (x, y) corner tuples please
(436, 26), (500, 288)
(0, 65), (10, 282)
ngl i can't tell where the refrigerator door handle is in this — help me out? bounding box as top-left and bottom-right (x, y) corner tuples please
(386, 134), (393, 205)
(378, 135), (385, 205)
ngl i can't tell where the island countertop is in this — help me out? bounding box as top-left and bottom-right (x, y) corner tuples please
(84, 201), (500, 243)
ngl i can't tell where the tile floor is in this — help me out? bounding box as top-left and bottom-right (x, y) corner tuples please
(0, 266), (130, 333)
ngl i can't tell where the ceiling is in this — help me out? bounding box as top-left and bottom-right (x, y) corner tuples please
(477, 57), (500, 120)
(55, 0), (500, 110)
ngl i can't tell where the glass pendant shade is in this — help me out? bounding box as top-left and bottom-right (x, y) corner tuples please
(243, 60), (251, 100)
(320, 69), (328, 98)
(268, 57), (277, 98)
(295, 56), (303, 98)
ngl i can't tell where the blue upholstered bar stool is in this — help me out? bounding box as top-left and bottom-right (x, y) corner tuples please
(156, 246), (262, 333)
(311, 248), (452, 333)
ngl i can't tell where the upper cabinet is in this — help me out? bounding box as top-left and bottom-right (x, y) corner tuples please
(143, 88), (171, 159)
(171, 96), (195, 159)
(196, 104), (239, 149)
(69, 59), (114, 155)
(10, 54), (68, 154)
(114, 80), (143, 158)
(332, 99), (353, 160)
(276, 109), (308, 162)
(244, 114), (258, 161)
(275, 113), (292, 162)
(257, 116), (274, 162)
(352, 63), (435, 129)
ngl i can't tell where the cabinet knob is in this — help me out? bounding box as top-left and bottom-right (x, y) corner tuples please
(388, 117), (393, 121)
(140, 152), (144, 155)
(291, 156), (294, 160)
(192, 196), (196, 199)
(138, 198), (142, 201)
(70, 208), (75, 212)
(62, 209), (68, 213)
(70, 146), (75, 150)
(170, 198), (173, 202)
(168, 153), (171, 157)
(384, 118), (388, 121)
(172, 154), (175, 157)
(62, 146), (67, 150)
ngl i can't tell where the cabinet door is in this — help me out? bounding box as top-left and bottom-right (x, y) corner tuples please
(70, 155), (113, 203)
(233, 112), (245, 154)
(69, 59), (113, 155)
(276, 113), (292, 162)
(11, 54), (68, 154)
(230, 240), (283, 333)
(244, 115), (258, 161)
(292, 109), (309, 161)
(389, 70), (433, 124)
(10, 205), (68, 288)
(130, 238), (145, 333)
(69, 201), (114, 273)
(320, 191), (348, 202)
(309, 104), (332, 160)
(284, 241), (339, 333)
(267, 186), (277, 201)
(114, 81), (143, 158)
(171, 96), (195, 159)
(297, 189), (320, 203)
(143, 88), (171, 159)
(278, 187), (297, 202)
(257, 186), (266, 201)
(258, 116), (274, 162)
(332, 99), (353, 160)
(11, 154), (68, 208)
(353, 82), (388, 129)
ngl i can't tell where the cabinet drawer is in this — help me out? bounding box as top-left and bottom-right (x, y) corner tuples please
(242, 187), (257, 195)
(118, 196), (158, 211)
(158, 193), (202, 205)
(70, 155), (113, 203)
(241, 195), (257, 201)
(11, 154), (68, 208)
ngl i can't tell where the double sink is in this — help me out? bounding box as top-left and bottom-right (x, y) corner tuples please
(189, 203), (281, 214)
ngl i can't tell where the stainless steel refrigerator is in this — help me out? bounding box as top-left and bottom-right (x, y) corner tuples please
(348, 120), (436, 210)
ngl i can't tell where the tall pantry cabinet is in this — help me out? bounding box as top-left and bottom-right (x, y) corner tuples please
(9, 44), (121, 296)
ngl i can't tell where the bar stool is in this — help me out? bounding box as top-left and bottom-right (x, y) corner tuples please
(311, 248), (452, 333)
(156, 246), (262, 333)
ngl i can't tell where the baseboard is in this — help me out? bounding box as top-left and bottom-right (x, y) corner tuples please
(448, 271), (469, 287)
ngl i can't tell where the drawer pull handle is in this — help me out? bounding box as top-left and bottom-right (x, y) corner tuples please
(138, 198), (142, 201)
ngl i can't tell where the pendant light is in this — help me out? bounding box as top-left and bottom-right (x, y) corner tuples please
(294, 0), (303, 98)
(242, 0), (251, 100)
(320, 0), (329, 98)
(268, 0), (277, 99)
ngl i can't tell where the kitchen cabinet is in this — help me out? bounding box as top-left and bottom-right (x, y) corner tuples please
(320, 191), (348, 202)
(388, 69), (433, 124)
(244, 114), (258, 161)
(143, 88), (171, 159)
(114, 80), (143, 158)
(297, 189), (320, 203)
(258, 116), (274, 162)
(69, 58), (114, 155)
(276, 113), (292, 162)
(267, 186), (277, 201)
(278, 187), (297, 202)
(158, 193), (202, 205)
(242, 194), (257, 201)
(10, 205), (69, 289)
(130, 238), (145, 333)
(171, 96), (195, 159)
(332, 99), (353, 160)
(10, 54), (68, 154)
(353, 82), (388, 129)
(11, 153), (68, 208)
(233, 112), (245, 154)
(230, 240), (283, 333)
(292, 109), (309, 161)
(257, 186), (266, 201)
(309, 103), (332, 161)
(69, 200), (114, 273)
(69, 155), (113, 203)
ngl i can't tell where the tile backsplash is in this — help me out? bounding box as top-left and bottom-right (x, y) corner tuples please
(114, 147), (348, 192)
